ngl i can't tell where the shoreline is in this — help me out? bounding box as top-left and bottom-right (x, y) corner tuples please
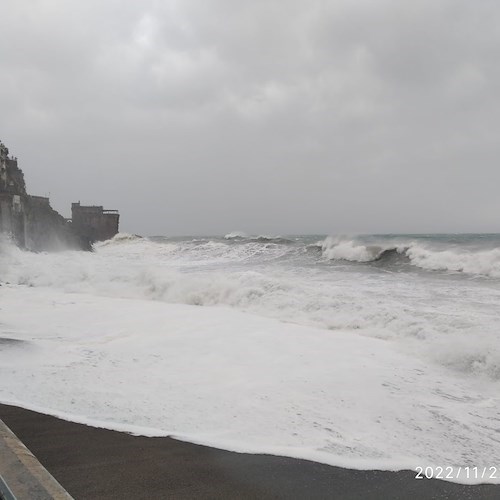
(0, 399), (428, 475)
(1, 404), (499, 499)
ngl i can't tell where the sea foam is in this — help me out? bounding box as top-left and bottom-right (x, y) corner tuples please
(1, 285), (499, 483)
(1, 234), (500, 482)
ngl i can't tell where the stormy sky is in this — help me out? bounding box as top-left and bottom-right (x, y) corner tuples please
(1, 0), (499, 235)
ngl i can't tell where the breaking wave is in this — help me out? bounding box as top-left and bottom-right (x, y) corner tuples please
(95, 232), (144, 247)
(405, 245), (500, 277)
(320, 236), (500, 278)
(321, 237), (405, 263)
(224, 231), (248, 239)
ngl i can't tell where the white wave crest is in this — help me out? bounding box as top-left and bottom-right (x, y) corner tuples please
(224, 231), (248, 239)
(406, 246), (500, 277)
(320, 236), (500, 277)
(321, 237), (391, 262)
(95, 232), (143, 247)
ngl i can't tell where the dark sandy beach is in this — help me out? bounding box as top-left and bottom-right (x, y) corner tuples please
(0, 404), (499, 499)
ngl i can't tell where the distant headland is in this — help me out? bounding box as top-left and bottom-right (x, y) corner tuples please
(0, 140), (119, 251)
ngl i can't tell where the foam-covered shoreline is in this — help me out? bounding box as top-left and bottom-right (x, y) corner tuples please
(4, 405), (499, 499)
(1, 284), (500, 484)
(2, 234), (500, 484)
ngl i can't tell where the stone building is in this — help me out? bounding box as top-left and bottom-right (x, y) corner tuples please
(0, 140), (120, 251)
(71, 203), (120, 243)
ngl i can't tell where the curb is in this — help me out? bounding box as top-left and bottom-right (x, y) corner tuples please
(0, 418), (73, 499)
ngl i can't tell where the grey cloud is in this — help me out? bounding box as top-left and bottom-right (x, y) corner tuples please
(1, 0), (499, 235)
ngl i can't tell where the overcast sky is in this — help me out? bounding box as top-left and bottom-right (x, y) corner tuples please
(1, 0), (499, 235)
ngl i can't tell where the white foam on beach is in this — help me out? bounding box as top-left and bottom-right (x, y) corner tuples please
(1, 236), (500, 483)
(0, 285), (499, 484)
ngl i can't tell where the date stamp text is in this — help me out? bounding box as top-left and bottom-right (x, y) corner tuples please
(415, 466), (498, 480)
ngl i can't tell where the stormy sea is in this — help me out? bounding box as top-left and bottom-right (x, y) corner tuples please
(1, 233), (499, 483)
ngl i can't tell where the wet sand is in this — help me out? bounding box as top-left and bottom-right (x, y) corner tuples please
(0, 404), (498, 500)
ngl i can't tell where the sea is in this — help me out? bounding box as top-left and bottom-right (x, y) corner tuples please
(1, 232), (500, 483)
